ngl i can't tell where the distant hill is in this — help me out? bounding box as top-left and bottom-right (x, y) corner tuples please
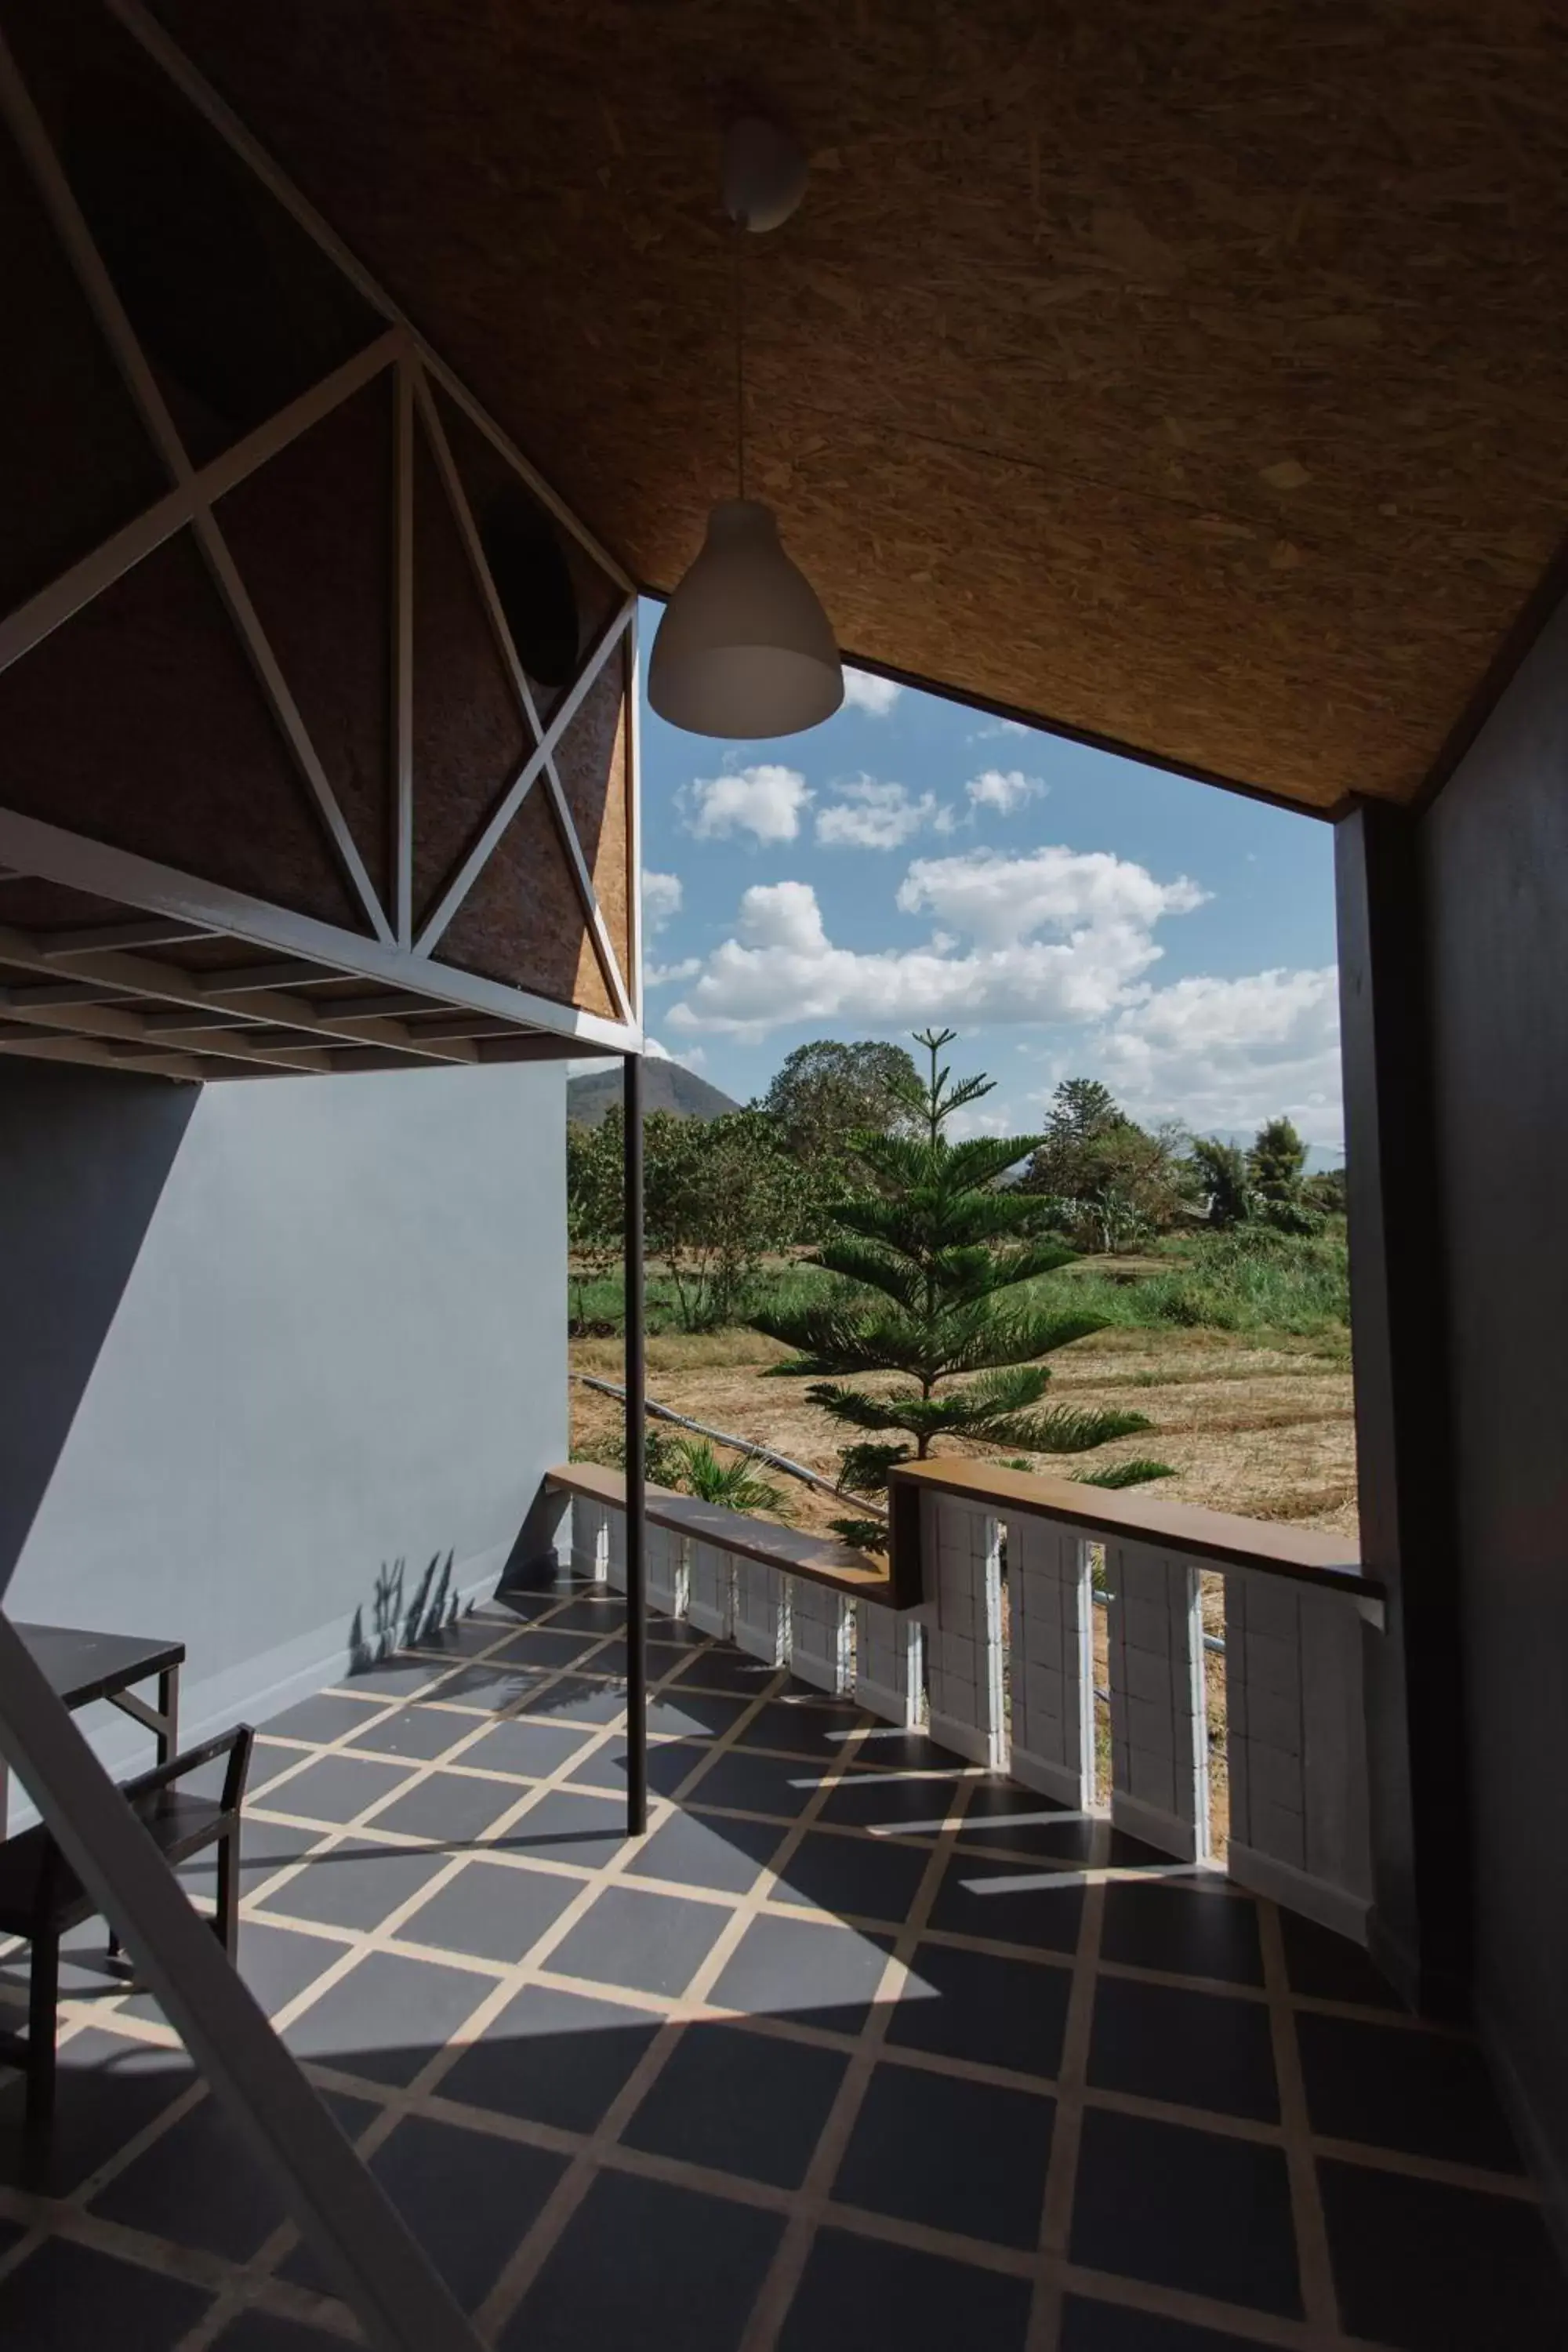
(568, 1062), (741, 1126)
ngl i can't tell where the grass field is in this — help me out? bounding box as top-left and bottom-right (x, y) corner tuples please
(569, 1228), (1357, 1543)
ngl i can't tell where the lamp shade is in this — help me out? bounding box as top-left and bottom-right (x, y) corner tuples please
(648, 499), (844, 738)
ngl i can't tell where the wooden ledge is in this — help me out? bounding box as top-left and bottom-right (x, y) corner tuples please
(887, 1459), (1382, 1610)
(546, 1463), (914, 1609)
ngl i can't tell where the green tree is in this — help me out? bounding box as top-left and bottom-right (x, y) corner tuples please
(1301, 1164), (1347, 1218)
(1249, 1116), (1308, 1204)
(751, 1031), (1154, 1508)
(1188, 1135), (1254, 1229)
(645, 1107), (810, 1331)
(565, 1115), (624, 1331)
(1025, 1079), (1192, 1250)
(761, 1039), (921, 1171)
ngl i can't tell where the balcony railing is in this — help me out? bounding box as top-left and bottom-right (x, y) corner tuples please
(546, 1455), (1382, 1944)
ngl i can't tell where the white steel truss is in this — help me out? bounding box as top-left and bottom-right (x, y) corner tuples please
(0, 9), (641, 1073)
(0, 16), (645, 2350)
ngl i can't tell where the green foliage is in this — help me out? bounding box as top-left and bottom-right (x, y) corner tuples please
(569, 1104), (812, 1333)
(1187, 1135), (1254, 1229)
(566, 1115), (626, 1331)
(1073, 1457), (1178, 1489)
(1053, 1221), (1349, 1336)
(753, 1029), (1151, 1468)
(644, 1106), (812, 1331)
(1024, 1078), (1195, 1251)
(662, 1438), (791, 1518)
(1249, 1115), (1308, 1203)
(761, 1038), (922, 1172)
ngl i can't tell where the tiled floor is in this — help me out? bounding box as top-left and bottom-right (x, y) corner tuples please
(0, 1565), (1564, 2350)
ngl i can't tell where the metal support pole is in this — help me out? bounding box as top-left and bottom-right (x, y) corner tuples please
(623, 1047), (648, 1835)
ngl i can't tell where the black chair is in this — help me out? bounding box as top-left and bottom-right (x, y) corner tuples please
(0, 1724), (254, 2123)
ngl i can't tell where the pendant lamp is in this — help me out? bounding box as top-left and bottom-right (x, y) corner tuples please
(648, 118), (844, 739)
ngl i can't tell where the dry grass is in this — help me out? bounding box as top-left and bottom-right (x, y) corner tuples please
(570, 1319), (1358, 1544)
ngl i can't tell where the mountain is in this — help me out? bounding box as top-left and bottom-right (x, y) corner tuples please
(568, 1062), (741, 1126)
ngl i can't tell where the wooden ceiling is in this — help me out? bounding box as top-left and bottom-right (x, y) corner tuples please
(140, 0), (1568, 813)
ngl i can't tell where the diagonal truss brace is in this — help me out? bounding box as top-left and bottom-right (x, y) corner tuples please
(0, 1613), (480, 2352)
(410, 369), (636, 1021)
(0, 26), (397, 947)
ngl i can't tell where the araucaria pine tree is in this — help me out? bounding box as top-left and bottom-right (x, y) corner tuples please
(752, 1031), (1154, 1513)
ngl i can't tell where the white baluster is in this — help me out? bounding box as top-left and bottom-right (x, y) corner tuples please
(685, 1540), (734, 1638)
(645, 1521), (686, 1618)
(1007, 1515), (1094, 1807)
(1225, 1570), (1373, 1943)
(1104, 1537), (1207, 1859)
(789, 1581), (854, 1695)
(853, 1602), (923, 1726)
(923, 1493), (1005, 1769)
(732, 1556), (789, 1664)
(571, 1495), (612, 1586)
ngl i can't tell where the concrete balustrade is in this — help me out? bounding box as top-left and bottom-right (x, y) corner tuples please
(550, 1456), (1381, 1946)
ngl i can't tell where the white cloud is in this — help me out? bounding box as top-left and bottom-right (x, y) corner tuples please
(966, 768), (1045, 817)
(840, 669), (902, 717)
(644, 956), (701, 988)
(641, 870), (683, 932)
(815, 776), (955, 850)
(972, 717), (1030, 740)
(668, 848), (1204, 1040)
(681, 762), (811, 844)
(1094, 966), (1343, 1148)
(644, 1036), (673, 1060)
(895, 847), (1204, 948)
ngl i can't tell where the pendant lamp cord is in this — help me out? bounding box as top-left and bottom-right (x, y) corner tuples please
(732, 220), (746, 503)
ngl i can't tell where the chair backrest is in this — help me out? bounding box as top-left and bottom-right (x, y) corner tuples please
(123, 1723), (256, 1820)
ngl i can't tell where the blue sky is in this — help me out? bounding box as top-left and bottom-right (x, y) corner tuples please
(630, 599), (1344, 1152)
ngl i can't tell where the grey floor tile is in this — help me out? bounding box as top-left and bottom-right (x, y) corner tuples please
(1089, 1976), (1280, 2123)
(343, 1703), (477, 1762)
(1098, 1882), (1264, 1987)
(0, 2030), (194, 2195)
(0, 2237), (212, 2349)
(622, 2020), (847, 2186)
(253, 1839), (454, 1935)
(926, 1852), (1085, 1952)
(710, 1914), (894, 2034)
(500, 2169), (782, 2352)
(771, 1828), (931, 1924)
(258, 1691), (390, 1744)
(442, 1982), (660, 2131)
(549, 1883), (729, 1996)
(1071, 2107), (1300, 2317)
(686, 1746), (821, 1820)
(368, 1766), (528, 1846)
(283, 1947), (488, 2084)
(887, 1936), (1072, 2078)
(254, 1751), (416, 1826)
(283, 2111), (566, 2308)
(458, 1716), (599, 1780)
(1295, 2010), (1519, 2170)
(833, 2060), (1054, 2247)
(401, 1857), (582, 1963)
(777, 2227), (1032, 2352)
(93, 2086), (376, 2263)
(624, 1808), (786, 1896)
(488, 1786), (633, 1869)
(1319, 2156), (1568, 2350)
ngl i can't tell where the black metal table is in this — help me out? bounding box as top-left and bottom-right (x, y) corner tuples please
(0, 1623), (184, 1833)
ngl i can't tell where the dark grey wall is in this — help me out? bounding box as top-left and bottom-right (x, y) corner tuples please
(1420, 591), (1568, 2201)
(1, 1057), (567, 1794)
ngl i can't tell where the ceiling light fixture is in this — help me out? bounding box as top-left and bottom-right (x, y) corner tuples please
(648, 114), (844, 739)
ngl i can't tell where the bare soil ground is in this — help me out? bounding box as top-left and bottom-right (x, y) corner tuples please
(569, 1320), (1357, 1544)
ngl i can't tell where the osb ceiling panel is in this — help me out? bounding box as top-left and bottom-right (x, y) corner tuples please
(144, 3), (1568, 805)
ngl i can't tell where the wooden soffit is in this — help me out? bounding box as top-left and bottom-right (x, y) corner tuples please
(132, 1), (1568, 815)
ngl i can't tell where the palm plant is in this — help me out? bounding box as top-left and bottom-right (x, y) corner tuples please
(752, 1030), (1156, 1508)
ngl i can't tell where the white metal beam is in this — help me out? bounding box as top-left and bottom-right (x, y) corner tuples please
(0, 817), (636, 1051)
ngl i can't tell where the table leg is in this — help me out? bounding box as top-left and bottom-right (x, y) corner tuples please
(0, 1753), (8, 1840)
